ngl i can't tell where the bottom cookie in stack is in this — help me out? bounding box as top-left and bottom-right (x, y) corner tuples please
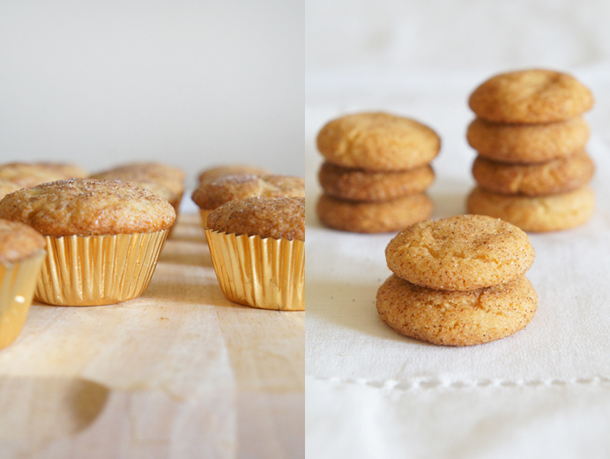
(376, 215), (538, 346)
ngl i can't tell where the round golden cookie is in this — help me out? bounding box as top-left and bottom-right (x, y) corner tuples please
(467, 116), (590, 163)
(467, 186), (595, 232)
(191, 175), (304, 210)
(469, 69), (594, 124)
(316, 193), (433, 234)
(207, 196), (304, 241)
(472, 150), (594, 197)
(318, 161), (434, 202)
(385, 215), (534, 291)
(0, 179), (176, 237)
(197, 164), (272, 183)
(376, 274), (537, 346)
(316, 112), (440, 171)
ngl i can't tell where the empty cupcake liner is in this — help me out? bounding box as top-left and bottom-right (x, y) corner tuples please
(205, 229), (305, 311)
(35, 230), (169, 306)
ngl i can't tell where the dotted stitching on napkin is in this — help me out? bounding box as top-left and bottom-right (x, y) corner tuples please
(309, 376), (610, 390)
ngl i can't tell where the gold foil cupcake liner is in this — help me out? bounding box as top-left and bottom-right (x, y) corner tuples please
(205, 229), (305, 311)
(199, 209), (213, 243)
(35, 230), (169, 306)
(0, 250), (46, 349)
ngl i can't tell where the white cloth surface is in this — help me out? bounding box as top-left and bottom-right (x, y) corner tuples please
(305, 67), (610, 458)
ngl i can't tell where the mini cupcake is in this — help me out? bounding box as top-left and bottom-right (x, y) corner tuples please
(90, 162), (185, 213)
(0, 219), (46, 349)
(197, 164), (272, 184)
(192, 174), (305, 232)
(0, 162), (87, 189)
(205, 196), (305, 311)
(0, 179), (175, 306)
(0, 180), (21, 200)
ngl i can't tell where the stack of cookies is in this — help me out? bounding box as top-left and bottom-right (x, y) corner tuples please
(376, 215), (538, 346)
(315, 112), (439, 233)
(465, 69), (595, 232)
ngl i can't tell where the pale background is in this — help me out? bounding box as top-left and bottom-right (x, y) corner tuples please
(306, 1), (610, 458)
(0, 0), (304, 189)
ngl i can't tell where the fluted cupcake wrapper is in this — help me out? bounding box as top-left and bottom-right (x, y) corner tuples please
(205, 229), (305, 311)
(199, 209), (213, 243)
(35, 230), (169, 306)
(0, 250), (46, 349)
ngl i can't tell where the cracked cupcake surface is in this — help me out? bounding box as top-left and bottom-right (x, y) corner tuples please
(0, 178), (176, 236)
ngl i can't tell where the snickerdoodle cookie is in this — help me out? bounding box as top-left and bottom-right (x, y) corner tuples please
(316, 193), (433, 233)
(467, 116), (590, 163)
(472, 150), (594, 197)
(467, 186), (595, 232)
(385, 215), (534, 291)
(318, 162), (434, 202)
(376, 274), (538, 346)
(469, 69), (594, 124)
(316, 112), (440, 171)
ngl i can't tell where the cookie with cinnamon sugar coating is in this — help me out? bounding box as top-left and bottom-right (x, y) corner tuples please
(376, 274), (537, 346)
(472, 150), (594, 197)
(469, 69), (593, 124)
(316, 112), (440, 171)
(318, 162), (434, 202)
(385, 215), (535, 291)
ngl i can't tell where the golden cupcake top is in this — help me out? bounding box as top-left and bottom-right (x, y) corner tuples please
(192, 175), (305, 210)
(0, 180), (21, 200)
(92, 162), (185, 197)
(0, 179), (176, 237)
(198, 164), (272, 183)
(207, 197), (305, 241)
(0, 218), (46, 264)
(0, 162), (85, 189)
(88, 173), (175, 203)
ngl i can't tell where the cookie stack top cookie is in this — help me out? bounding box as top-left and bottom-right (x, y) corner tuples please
(466, 69), (596, 232)
(315, 112), (439, 233)
(385, 215), (535, 291)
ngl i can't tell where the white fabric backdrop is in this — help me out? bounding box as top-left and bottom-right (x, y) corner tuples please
(306, 1), (610, 457)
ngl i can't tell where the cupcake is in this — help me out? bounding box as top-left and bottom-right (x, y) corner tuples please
(0, 162), (87, 189)
(0, 179), (175, 306)
(0, 219), (46, 349)
(205, 197), (305, 311)
(0, 180), (21, 200)
(191, 174), (305, 231)
(197, 164), (272, 184)
(90, 162), (185, 213)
